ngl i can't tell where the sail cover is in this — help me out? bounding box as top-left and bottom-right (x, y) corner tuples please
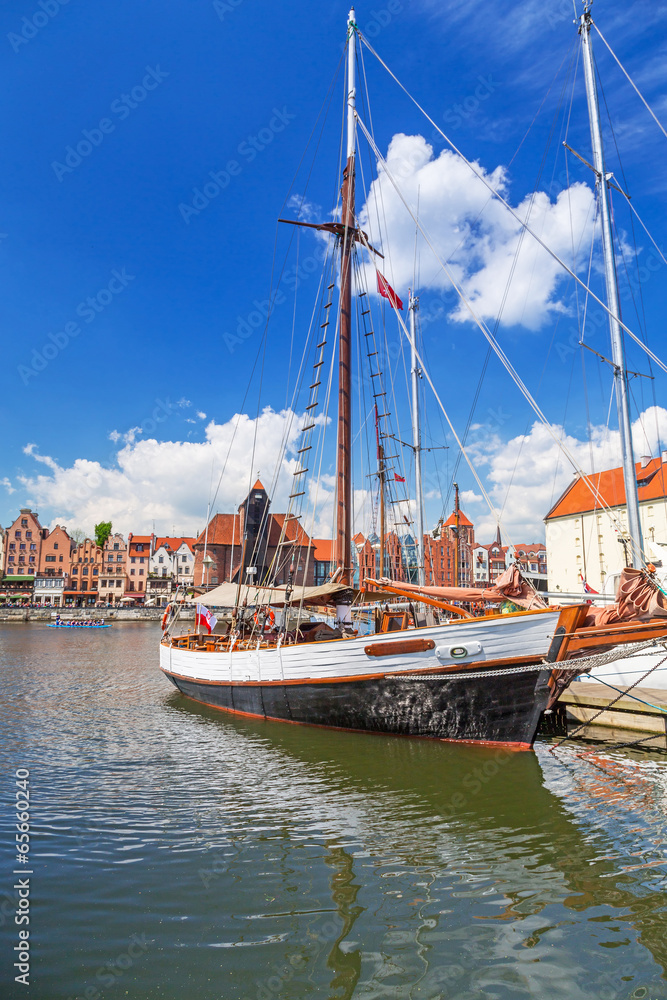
(366, 566), (548, 610)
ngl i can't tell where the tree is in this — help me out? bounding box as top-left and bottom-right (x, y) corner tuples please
(94, 521), (113, 550)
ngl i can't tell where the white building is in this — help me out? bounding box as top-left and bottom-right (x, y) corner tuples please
(34, 573), (68, 606)
(471, 543), (489, 587)
(149, 538), (196, 585)
(544, 454), (667, 595)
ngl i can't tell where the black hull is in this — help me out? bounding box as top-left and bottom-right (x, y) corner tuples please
(162, 666), (552, 748)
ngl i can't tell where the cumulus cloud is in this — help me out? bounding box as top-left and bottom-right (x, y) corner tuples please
(12, 409), (333, 540)
(468, 406), (667, 542)
(358, 134), (596, 330)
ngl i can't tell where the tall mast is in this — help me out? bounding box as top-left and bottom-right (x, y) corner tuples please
(409, 293), (425, 586)
(335, 7), (356, 586)
(580, 5), (643, 567)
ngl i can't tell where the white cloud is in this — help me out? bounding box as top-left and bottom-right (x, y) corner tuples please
(14, 409), (331, 540)
(468, 406), (667, 543)
(358, 134), (596, 330)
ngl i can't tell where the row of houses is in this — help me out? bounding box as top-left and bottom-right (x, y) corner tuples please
(0, 480), (548, 607)
(0, 509), (197, 606)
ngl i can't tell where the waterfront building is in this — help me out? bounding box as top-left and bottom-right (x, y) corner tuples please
(146, 537), (196, 606)
(66, 539), (104, 606)
(3, 508), (46, 579)
(509, 543), (548, 592)
(126, 533), (154, 600)
(193, 482), (315, 589)
(99, 533), (128, 605)
(39, 525), (74, 576)
(313, 539), (333, 587)
(545, 453), (667, 594)
(34, 572), (68, 606)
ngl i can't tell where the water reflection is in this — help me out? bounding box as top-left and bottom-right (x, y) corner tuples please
(0, 623), (666, 1000)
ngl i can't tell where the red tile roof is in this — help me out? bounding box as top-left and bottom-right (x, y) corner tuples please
(443, 510), (473, 528)
(251, 479), (265, 491)
(195, 514), (243, 546)
(268, 514), (312, 547)
(312, 539), (333, 561)
(545, 457), (667, 519)
(154, 536), (196, 553)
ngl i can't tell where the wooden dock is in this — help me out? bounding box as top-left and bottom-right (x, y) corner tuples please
(559, 680), (667, 742)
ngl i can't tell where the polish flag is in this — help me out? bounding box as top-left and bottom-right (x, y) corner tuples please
(377, 271), (404, 310)
(196, 603), (218, 634)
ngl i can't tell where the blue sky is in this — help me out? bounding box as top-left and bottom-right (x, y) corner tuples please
(2, 0), (667, 545)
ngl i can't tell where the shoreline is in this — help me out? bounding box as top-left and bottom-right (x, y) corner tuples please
(0, 608), (196, 623)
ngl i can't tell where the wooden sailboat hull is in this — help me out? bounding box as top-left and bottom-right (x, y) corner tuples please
(159, 610), (561, 747)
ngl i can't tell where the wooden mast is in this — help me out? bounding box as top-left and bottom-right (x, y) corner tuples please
(454, 481), (460, 588)
(335, 8), (357, 587)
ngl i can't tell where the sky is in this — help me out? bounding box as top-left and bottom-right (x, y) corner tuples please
(2, 0), (667, 548)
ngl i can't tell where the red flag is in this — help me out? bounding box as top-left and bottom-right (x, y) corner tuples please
(394, 473), (406, 482)
(377, 271), (403, 310)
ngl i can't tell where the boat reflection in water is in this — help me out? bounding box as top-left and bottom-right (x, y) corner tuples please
(168, 692), (667, 1000)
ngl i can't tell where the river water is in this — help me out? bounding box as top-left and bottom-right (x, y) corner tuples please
(1, 622), (667, 1000)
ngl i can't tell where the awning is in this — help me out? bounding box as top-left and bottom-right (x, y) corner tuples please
(3, 575), (35, 582)
(63, 591), (98, 596)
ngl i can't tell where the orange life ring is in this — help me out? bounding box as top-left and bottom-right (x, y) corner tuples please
(161, 603), (173, 631)
(253, 608), (275, 630)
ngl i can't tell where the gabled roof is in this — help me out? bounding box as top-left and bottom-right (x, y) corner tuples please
(252, 479), (265, 491)
(545, 456), (667, 519)
(154, 536), (196, 554)
(443, 510), (473, 528)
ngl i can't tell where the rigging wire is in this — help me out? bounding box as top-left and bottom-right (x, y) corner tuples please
(356, 31), (667, 378)
(593, 23), (667, 143)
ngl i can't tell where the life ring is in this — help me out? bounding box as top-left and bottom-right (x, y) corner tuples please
(161, 603), (173, 631)
(253, 607), (275, 630)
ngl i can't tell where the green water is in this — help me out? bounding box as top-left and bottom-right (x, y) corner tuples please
(1, 622), (666, 999)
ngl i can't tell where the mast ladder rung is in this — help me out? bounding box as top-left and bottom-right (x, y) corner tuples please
(373, 391), (386, 398)
(370, 372), (381, 378)
(367, 351), (378, 357)
(316, 340), (327, 349)
(313, 360), (324, 368)
(359, 291), (367, 297)
(376, 412), (389, 419)
(361, 310), (371, 316)
(293, 468), (309, 476)
(296, 446), (311, 454)
(305, 403), (318, 410)
(309, 381), (321, 390)
(301, 423), (316, 432)
(327, 283), (335, 290)
(364, 331), (374, 337)
(289, 491), (306, 499)
(321, 321), (329, 328)
(323, 301), (332, 309)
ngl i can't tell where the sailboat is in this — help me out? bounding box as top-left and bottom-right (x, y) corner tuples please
(159, 7), (667, 748)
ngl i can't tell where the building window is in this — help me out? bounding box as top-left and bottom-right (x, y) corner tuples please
(21, 519), (27, 527)
(136, 544), (144, 552)
(158, 557), (164, 564)
(59, 555), (63, 562)
(15, 531), (21, 538)
(45, 555), (56, 563)
(130, 569), (135, 575)
(116, 580), (121, 587)
(83, 568), (89, 576)
(139, 568), (144, 575)
(19, 544), (25, 551)
(113, 543), (119, 550)
(117, 555), (123, 561)
(139, 557), (145, 564)
(131, 557), (136, 564)
(54, 543), (58, 550)
(9, 543), (15, 551)
(26, 531), (32, 539)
